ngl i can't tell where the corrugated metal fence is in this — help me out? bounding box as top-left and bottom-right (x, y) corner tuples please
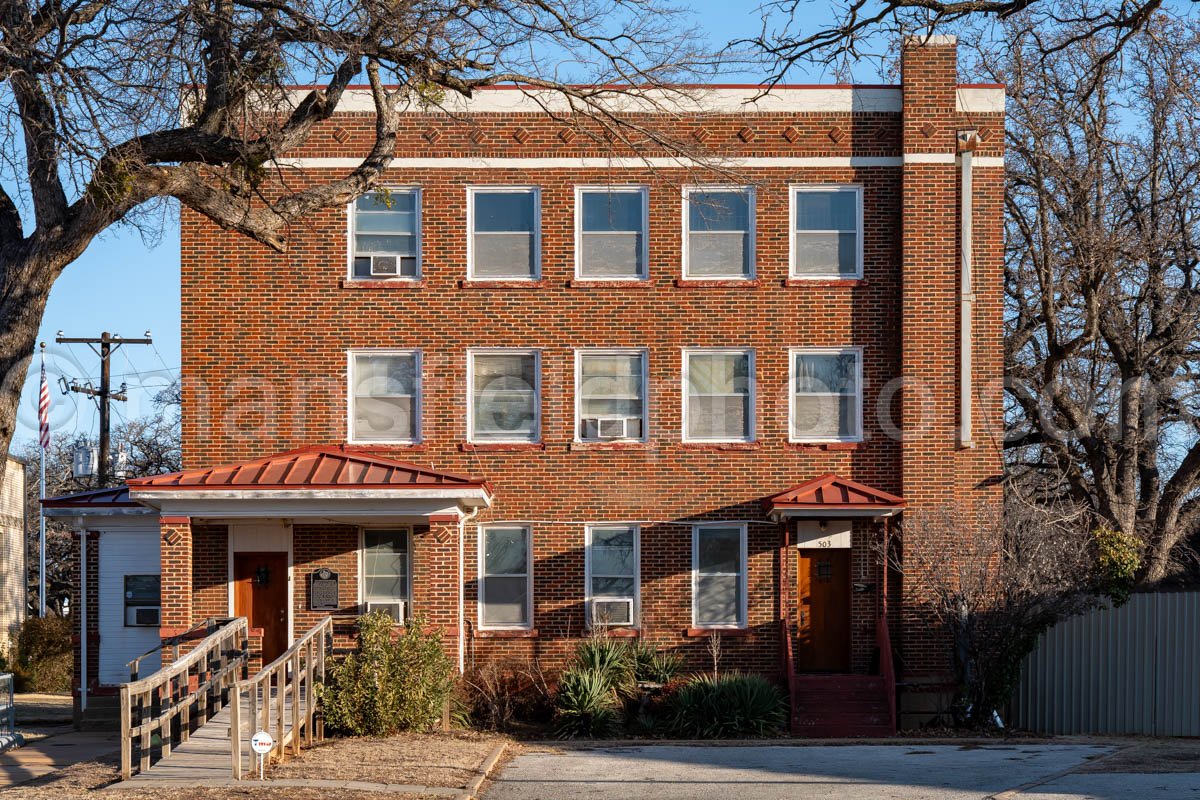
(1012, 591), (1200, 735)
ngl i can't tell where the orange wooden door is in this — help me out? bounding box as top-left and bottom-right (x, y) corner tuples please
(233, 551), (289, 664)
(795, 548), (851, 672)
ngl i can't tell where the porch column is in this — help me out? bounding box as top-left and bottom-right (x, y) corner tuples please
(159, 515), (192, 665)
(411, 514), (461, 666)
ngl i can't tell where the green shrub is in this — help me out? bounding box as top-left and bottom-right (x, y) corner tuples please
(320, 612), (454, 736)
(574, 637), (634, 695)
(630, 642), (683, 684)
(667, 673), (787, 738)
(553, 667), (621, 739)
(1094, 526), (1140, 605)
(11, 615), (72, 693)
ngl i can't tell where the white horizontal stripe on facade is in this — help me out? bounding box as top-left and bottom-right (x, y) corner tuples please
(291, 86), (1002, 116)
(272, 154), (1002, 170)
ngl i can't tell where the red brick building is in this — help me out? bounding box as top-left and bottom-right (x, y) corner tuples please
(51, 35), (1004, 734)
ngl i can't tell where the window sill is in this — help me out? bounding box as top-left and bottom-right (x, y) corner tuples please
(569, 441), (654, 451)
(459, 279), (547, 290)
(680, 441), (761, 451)
(685, 627), (753, 638)
(782, 278), (867, 288)
(786, 441), (863, 451)
(460, 442), (546, 452)
(474, 628), (539, 639)
(592, 627), (640, 638)
(567, 279), (653, 289)
(341, 279), (425, 290)
(347, 441), (427, 451)
(674, 278), (760, 289)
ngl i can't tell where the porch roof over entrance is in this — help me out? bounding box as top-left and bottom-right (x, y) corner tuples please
(123, 445), (493, 518)
(765, 474), (905, 520)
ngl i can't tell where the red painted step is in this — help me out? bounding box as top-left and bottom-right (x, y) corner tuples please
(790, 673), (895, 738)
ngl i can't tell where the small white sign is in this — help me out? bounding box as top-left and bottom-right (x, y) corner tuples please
(250, 731), (274, 755)
(795, 520), (853, 549)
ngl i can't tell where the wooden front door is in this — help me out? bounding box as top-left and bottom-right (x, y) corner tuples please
(795, 548), (851, 672)
(233, 551), (289, 664)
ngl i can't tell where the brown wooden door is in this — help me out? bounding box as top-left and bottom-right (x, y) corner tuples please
(233, 551), (289, 664)
(795, 548), (851, 672)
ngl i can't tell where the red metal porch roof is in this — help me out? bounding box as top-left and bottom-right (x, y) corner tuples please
(125, 446), (491, 492)
(766, 474), (905, 512)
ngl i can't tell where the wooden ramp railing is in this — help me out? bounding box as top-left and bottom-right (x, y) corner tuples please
(230, 616), (333, 779)
(119, 617), (249, 779)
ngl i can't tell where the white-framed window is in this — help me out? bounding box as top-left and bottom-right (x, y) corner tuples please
(682, 186), (755, 279)
(479, 525), (532, 630)
(575, 349), (649, 442)
(692, 523), (747, 629)
(789, 185), (863, 279)
(468, 187), (540, 280)
(349, 188), (421, 279)
(789, 347), (863, 442)
(468, 350), (540, 443)
(683, 349), (754, 442)
(361, 528), (410, 620)
(575, 186), (649, 280)
(585, 525), (639, 628)
(348, 350), (421, 444)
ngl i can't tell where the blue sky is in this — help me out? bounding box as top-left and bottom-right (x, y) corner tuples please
(14, 0), (869, 452)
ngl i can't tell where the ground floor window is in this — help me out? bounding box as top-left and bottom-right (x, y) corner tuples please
(692, 523), (747, 628)
(585, 525), (639, 627)
(362, 528), (409, 620)
(480, 525), (532, 629)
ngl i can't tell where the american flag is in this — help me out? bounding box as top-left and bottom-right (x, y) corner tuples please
(38, 358), (50, 449)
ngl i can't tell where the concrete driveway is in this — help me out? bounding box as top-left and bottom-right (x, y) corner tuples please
(485, 743), (1197, 800)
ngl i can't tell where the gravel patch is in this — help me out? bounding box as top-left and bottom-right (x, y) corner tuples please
(1074, 739), (1200, 773)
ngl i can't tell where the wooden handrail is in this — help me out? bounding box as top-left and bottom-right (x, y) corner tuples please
(230, 617), (333, 780)
(118, 617), (249, 779)
(126, 616), (233, 681)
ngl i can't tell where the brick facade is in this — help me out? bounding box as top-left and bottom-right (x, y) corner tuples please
(169, 38), (1004, 720)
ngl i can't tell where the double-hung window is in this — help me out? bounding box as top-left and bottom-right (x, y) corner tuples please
(469, 188), (540, 280)
(790, 185), (863, 279)
(683, 187), (754, 279)
(790, 348), (862, 442)
(692, 524), (747, 629)
(576, 350), (648, 442)
(349, 351), (421, 443)
(585, 525), (639, 627)
(576, 187), (648, 279)
(683, 349), (754, 442)
(350, 189), (420, 279)
(469, 351), (540, 443)
(479, 526), (532, 629)
(362, 529), (409, 620)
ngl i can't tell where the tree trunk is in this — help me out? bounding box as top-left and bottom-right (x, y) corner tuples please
(0, 254), (59, 469)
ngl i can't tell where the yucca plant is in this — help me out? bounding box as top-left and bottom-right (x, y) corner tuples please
(574, 637), (635, 696)
(668, 672), (787, 738)
(554, 667), (621, 739)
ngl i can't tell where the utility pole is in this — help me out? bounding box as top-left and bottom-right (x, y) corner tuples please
(56, 332), (153, 487)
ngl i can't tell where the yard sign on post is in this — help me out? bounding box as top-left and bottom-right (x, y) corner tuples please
(251, 730), (274, 780)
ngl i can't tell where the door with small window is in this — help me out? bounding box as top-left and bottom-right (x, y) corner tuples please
(795, 548), (851, 672)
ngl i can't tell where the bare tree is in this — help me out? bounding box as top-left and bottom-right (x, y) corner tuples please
(0, 0), (711, 479)
(990, 14), (1200, 583)
(897, 498), (1102, 728)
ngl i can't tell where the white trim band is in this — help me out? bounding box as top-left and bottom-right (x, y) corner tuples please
(273, 154), (1002, 171)
(904, 153), (1004, 167)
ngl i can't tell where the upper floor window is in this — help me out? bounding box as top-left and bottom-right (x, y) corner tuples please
(585, 525), (639, 628)
(683, 349), (754, 442)
(576, 187), (648, 280)
(692, 523), (747, 629)
(790, 348), (862, 442)
(683, 187), (754, 279)
(349, 351), (421, 444)
(790, 186), (863, 279)
(362, 528), (409, 620)
(468, 188), (540, 280)
(350, 189), (420, 279)
(576, 350), (648, 442)
(479, 525), (532, 630)
(468, 350), (540, 443)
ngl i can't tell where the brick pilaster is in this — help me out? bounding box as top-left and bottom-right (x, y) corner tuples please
(411, 514), (461, 666)
(158, 516), (193, 665)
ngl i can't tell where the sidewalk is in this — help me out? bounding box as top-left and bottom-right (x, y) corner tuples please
(0, 729), (119, 788)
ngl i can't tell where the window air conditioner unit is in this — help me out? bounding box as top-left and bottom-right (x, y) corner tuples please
(583, 417), (637, 440)
(591, 598), (634, 627)
(369, 255), (398, 276)
(366, 600), (406, 622)
(125, 606), (161, 627)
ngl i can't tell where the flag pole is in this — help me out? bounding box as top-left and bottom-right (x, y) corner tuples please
(38, 343), (47, 618)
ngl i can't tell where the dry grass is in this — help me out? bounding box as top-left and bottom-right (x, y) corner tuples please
(1076, 739), (1200, 773)
(272, 730), (506, 787)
